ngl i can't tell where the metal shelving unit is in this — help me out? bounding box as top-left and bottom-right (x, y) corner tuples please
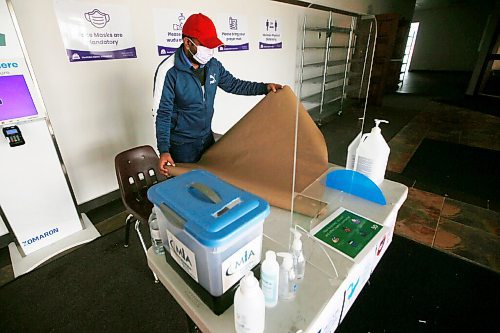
(298, 12), (373, 125)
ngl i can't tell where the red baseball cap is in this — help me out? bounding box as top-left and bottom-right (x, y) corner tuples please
(182, 13), (223, 49)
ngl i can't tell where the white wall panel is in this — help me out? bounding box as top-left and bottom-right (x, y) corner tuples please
(10, 0), (415, 205)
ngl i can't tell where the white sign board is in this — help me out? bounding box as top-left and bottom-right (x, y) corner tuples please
(0, 1), (22, 59)
(259, 17), (282, 49)
(0, 0), (45, 123)
(0, 1), (99, 273)
(217, 13), (249, 52)
(54, 0), (137, 62)
(154, 9), (194, 56)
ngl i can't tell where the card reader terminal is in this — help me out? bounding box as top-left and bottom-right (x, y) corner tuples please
(3, 125), (25, 147)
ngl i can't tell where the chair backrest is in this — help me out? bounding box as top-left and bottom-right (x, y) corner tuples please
(114, 145), (167, 223)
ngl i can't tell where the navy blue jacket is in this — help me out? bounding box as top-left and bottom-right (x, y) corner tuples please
(153, 45), (268, 154)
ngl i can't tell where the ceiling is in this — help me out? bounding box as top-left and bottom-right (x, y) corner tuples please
(414, 0), (478, 10)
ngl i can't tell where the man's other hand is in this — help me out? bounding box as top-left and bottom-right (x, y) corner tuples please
(267, 83), (284, 93)
(159, 152), (176, 176)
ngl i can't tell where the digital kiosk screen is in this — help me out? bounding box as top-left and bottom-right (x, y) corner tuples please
(0, 75), (38, 122)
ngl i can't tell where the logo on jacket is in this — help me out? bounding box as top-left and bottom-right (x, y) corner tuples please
(209, 74), (216, 84)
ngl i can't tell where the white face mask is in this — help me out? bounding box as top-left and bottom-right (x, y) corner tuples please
(188, 38), (214, 65)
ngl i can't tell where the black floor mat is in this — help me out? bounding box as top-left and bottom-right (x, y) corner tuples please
(434, 95), (500, 117)
(402, 138), (500, 209)
(337, 235), (499, 333)
(0, 226), (188, 332)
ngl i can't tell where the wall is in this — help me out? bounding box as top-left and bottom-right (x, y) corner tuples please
(10, 0), (304, 204)
(9, 0), (413, 206)
(410, 1), (494, 71)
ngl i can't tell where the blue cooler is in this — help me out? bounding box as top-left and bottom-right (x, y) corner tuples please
(147, 170), (270, 298)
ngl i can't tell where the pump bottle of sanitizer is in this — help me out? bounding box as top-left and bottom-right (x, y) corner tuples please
(277, 252), (297, 300)
(348, 119), (390, 186)
(290, 228), (305, 280)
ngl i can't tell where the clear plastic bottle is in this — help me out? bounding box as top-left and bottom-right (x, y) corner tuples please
(234, 271), (265, 333)
(290, 228), (305, 280)
(148, 210), (165, 255)
(260, 250), (279, 308)
(277, 252), (297, 300)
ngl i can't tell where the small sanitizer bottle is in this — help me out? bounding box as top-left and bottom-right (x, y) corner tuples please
(234, 272), (265, 333)
(260, 250), (279, 308)
(290, 228), (305, 280)
(277, 252), (297, 300)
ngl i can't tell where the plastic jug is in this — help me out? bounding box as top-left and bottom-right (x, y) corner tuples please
(353, 119), (390, 186)
(234, 271), (265, 333)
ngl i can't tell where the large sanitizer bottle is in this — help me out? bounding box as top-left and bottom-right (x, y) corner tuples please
(234, 272), (265, 333)
(353, 119), (390, 185)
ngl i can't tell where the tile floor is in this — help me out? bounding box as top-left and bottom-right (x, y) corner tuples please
(382, 74), (500, 273)
(396, 188), (499, 272)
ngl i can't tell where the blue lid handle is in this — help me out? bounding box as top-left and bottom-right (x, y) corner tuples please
(188, 182), (221, 204)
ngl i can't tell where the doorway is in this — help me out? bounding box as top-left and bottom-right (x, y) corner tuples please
(399, 22), (420, 87)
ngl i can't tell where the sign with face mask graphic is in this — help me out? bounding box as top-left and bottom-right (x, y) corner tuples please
(54, 0), (137, 62)
(259, 17), (282, 49)
(217, 13), (249, 52)
(153, 9), (194, 56)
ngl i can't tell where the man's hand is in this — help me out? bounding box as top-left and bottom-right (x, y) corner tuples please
(159, 152), (175, 176)
(266, 83), (284, 93)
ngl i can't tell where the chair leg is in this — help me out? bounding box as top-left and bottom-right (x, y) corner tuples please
(135, 220), (160, 283)
(124, 214), (135, 248)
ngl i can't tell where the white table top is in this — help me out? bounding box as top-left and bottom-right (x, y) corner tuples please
(148, 170), (408, 332)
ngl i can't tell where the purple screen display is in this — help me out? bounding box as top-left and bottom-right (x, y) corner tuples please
(0, 75), (38, 122)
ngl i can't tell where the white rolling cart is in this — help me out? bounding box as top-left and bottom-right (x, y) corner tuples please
(147, 166), (408, 332)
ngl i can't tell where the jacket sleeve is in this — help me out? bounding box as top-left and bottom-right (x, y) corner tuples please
(155, 70), (176, 154)
(216, 60), (268, 95)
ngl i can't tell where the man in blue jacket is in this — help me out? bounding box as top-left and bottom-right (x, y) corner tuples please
(153, 13), (283, 176)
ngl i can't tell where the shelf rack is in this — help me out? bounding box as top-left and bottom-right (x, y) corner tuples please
(298, 12), (374, 125)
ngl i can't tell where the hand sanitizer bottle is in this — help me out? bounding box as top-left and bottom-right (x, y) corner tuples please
(234, 272), (265, 333)
(354, 119), (390, 185)
(260, 250), (279, 308)
(277, 252), (297, 300)
(148, 210), (165, 255)
(290, 228), (305, 280)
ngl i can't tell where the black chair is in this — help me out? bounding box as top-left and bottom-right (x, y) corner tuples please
(115, 145), (167, 282)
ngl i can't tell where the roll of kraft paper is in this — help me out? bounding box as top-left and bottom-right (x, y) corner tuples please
(167, 86), (329, 217)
